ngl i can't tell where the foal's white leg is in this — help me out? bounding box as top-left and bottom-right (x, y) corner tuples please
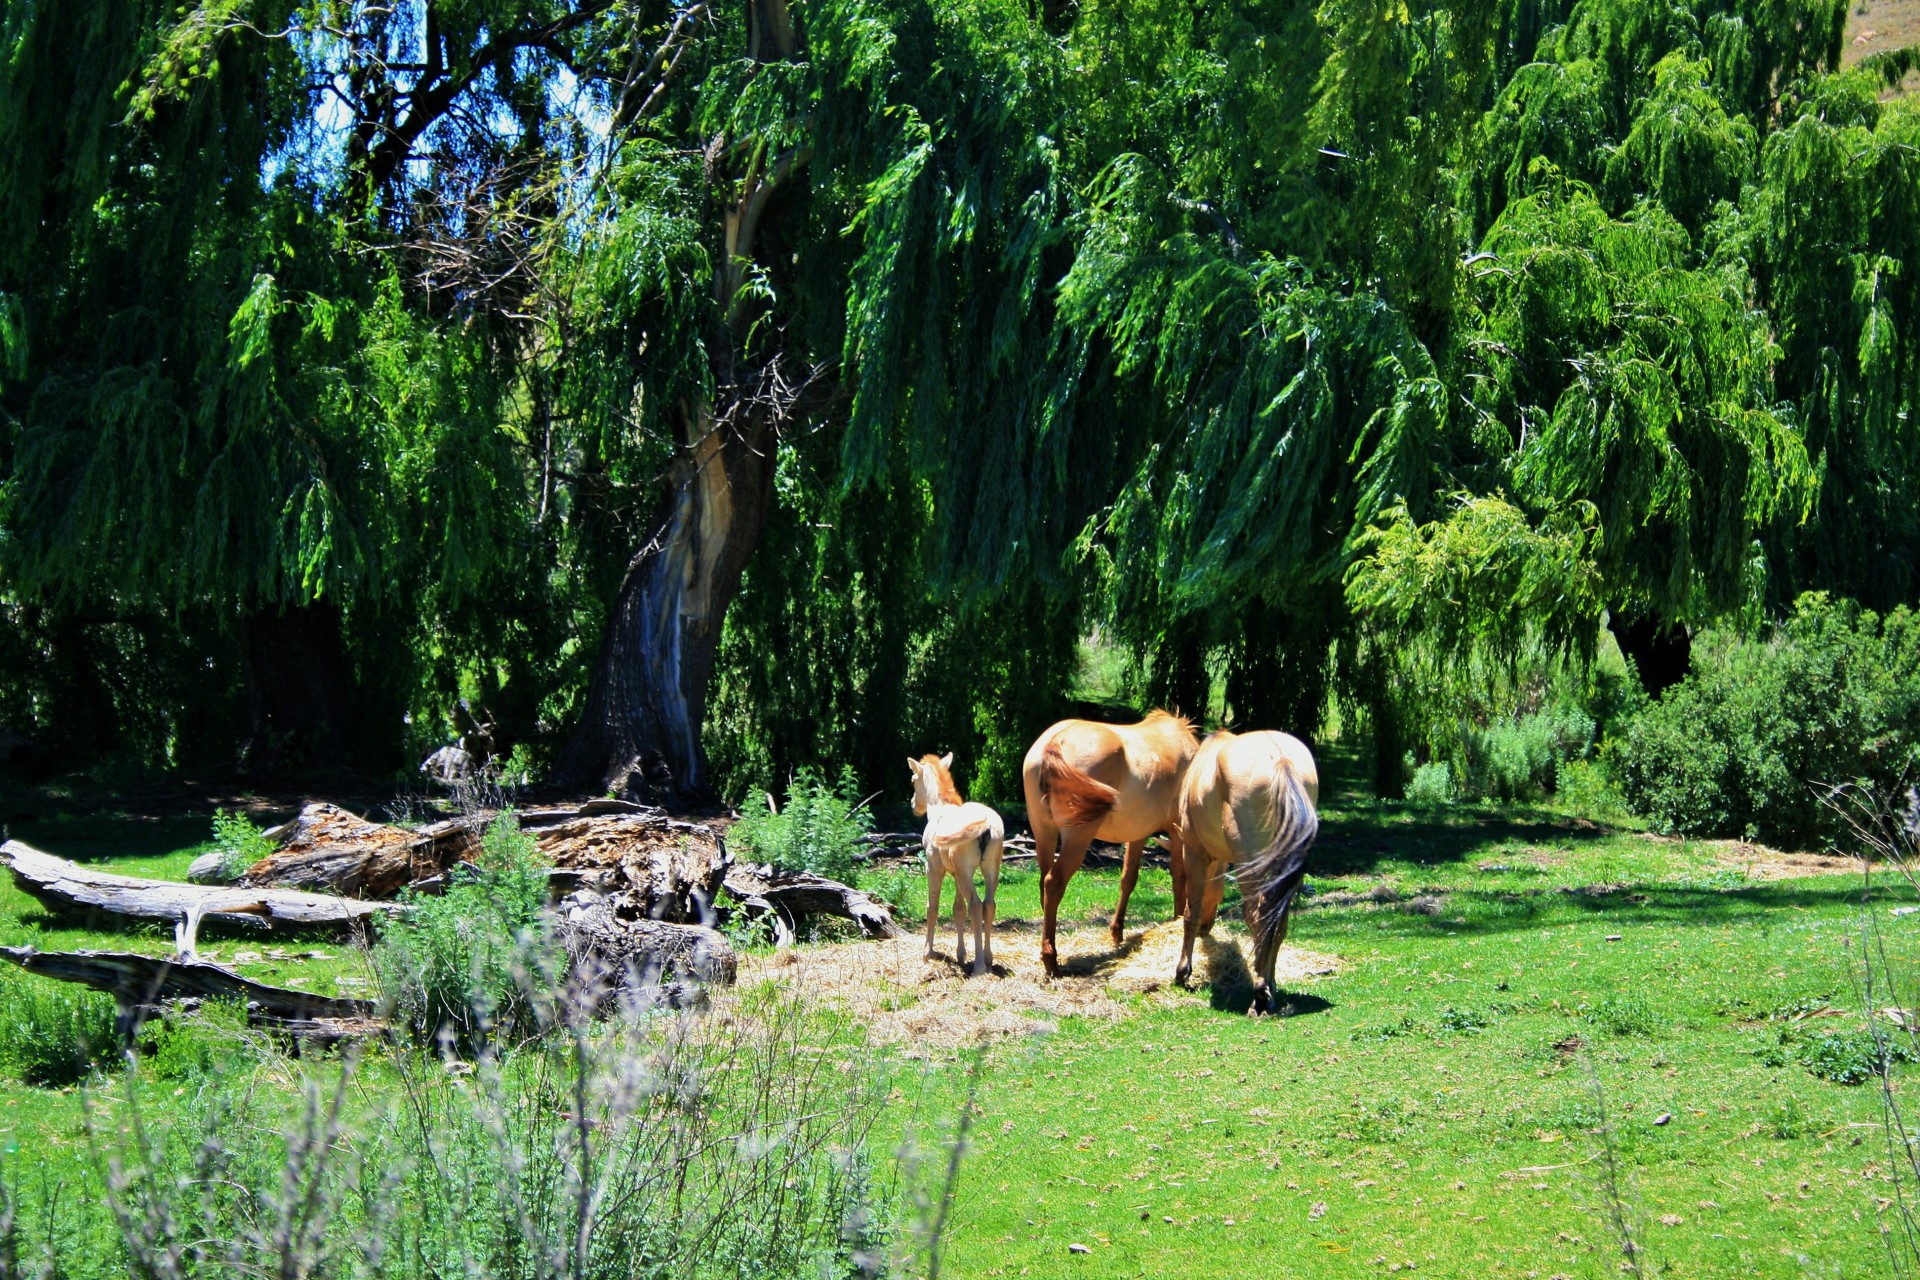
(979, 838), (1003, 974)
(925, 852), (945, 960)
(953, 869), (971, 969)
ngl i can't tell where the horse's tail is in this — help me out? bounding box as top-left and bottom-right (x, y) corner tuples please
(1236, 761), (1320, 946)
(1039, 742), (1119, 829)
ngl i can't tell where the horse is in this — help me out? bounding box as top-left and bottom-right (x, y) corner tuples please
(908, 752), (1006, 975)
(1021, 709), (1200, 977)
(1175, 729), (1320, 1015)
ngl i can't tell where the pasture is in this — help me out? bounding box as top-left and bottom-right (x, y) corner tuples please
(0, 769), (1909, 1277)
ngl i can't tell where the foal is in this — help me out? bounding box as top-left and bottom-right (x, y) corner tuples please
(908, 753), (1006, 976)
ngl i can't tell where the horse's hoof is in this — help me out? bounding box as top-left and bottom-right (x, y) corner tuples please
(1108, 928), (1124, 947)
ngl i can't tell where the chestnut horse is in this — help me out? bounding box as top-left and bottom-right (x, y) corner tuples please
(1175, 729), (1320, 1014)
(1021, 709), (1199, 976)
(909, 753), (1006, 975)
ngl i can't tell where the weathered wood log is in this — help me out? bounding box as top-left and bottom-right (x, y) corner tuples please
(721, 863), (905, 940)
(241, 803), (477, 898)
(553, 890), (737, 1010)
(0, 946), (378, 1031)
(529, 815), (727, 922)
(2, 841), (398, 935)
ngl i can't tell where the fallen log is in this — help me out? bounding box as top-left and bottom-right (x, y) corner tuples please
(240, 803), (478, 898)
(0, 946), (378, 1039)
(2, 841), (398, 935)
(721, 863), (904, 940)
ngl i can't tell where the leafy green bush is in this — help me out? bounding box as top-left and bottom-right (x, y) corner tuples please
(1797, 1029), (1916, 1086)
(1404, 762), (1454, 806)
(374, 811), (552, 1047)
(0, 970), (119, 1085)
(729, 766), (872, 887)
(1582, 993), (1658, 1037)
(1457, 707), (1596, 802)
(211, 808), (276, 879)
(1613, 594), (1920, 847)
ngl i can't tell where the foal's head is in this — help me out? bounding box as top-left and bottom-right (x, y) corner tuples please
(907, 752), (961, 815)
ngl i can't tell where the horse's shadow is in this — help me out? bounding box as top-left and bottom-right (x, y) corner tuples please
(1053, 930), (1147, 978)
(1197, 934), (1333, 1017)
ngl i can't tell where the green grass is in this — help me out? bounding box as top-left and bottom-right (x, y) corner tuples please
(883, 788), (1910, 1278)
(0, 785), (1909, 1276)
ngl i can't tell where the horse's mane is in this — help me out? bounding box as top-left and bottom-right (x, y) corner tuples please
(918, 753), (962, 804)
(1142, 708), (1199, 746)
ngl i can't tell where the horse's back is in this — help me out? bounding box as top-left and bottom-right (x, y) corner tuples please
(1182, 730), (1318, 862)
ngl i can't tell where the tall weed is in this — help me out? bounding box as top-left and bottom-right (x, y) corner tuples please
(0, 969), (118, 1086)
(374, 810), (553, 1048)
(730, 766), (873, 887)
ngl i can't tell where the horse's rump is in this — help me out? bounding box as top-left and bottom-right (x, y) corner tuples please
(1235, 760), (1319, 943)
(1038, 741), (1120, 828)
(931, 811), (994, 846)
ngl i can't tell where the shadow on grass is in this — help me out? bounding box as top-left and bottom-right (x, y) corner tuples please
(1311, 807), (1625, 877)
(1300, 878), (1875, 940)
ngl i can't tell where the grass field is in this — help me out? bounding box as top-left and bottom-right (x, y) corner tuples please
(0, 778), (1913, 1277)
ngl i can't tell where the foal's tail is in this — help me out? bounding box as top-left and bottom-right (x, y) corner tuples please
(1038, 742), (1119, 829)
(1237, 762), (1320, 946)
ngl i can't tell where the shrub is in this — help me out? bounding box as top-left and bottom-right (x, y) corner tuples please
(0, 970), (119, 1085)
(211, 808), (276, 879)
(730, 766), (872, 887)
(373, 811), (552, 1048)
(1456, 706), (1596, 802)
(1404, 761), (1454, 806)
(1583, 993), (1659, 1037)
(1612, 594), (1920, 846)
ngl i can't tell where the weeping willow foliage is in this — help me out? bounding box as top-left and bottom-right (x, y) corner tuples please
(1, 0), (1917, 798)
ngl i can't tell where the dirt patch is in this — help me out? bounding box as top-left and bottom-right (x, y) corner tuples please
(736, 919), (1345, 1051)
(1710, 844), (1862, 883)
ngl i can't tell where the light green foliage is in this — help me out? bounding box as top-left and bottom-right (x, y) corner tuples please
(137, 998), (251, 1081)
(1458, 707), (1596, 803)
(0, 969), (118, 1086)
(1405, 761), (1455, 807)
(730, 767), (873, 887)
(374, 811), (552, 1047)
(1614, 593), (1920, 846)
(209, 807), (274, 879)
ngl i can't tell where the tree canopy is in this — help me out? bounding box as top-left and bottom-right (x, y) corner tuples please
(0, 0), (1916, 800)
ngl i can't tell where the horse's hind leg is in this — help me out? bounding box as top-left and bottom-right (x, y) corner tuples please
(1195, 856), (1228, 938)
(1250, 906), (1293, 1016)
(979, 836), (1003, 974)
(1109, 839), (1145, 946)
(1039, 829), (1091, 978)
(953, 868), (973, 970)
(925, 856), (946, 961)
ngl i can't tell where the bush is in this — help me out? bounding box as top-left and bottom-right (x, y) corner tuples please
(1613, 594), (1920, 847)
(1797, 1028), (1917, 1086)
(1405, 761), (1454, 806)
(730, 766), (872, 887)
(1456, 706), (1596, 802)
(0, 970), (119, 1085)
(138, 999), (253, 1081)
(211, 808), (276, 879)
(373, 811), (552, 1047)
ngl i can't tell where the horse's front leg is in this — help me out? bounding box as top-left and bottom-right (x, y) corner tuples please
(1039, 830), (1091, 978)
(1109, 839), (1145, 946)
(1165, 827), (1190, 919)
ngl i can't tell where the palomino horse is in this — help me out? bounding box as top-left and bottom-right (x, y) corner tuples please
(1175, 729), (1320, 1014)
(1021, 710), (1199, 977)
(908, 753), (1006, 975)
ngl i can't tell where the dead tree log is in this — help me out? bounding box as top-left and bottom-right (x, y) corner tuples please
(0, 946), (379, 1040)
(239, 803), (478, 897)
(2, 842), (397, 935)
(721, 863), (904, 940)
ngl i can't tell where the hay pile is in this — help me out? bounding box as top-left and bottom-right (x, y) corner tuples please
(737, 918), (1344, 1051)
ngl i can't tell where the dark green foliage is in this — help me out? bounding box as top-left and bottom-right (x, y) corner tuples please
(374, 812), (552, 1047)
(729, 767), (873, 887)
(1614, 594), (1920, 846)
(0, 970), (118, 1085)
(1761, 1027), (1919, 1086)
(136, 998), (251, 1081)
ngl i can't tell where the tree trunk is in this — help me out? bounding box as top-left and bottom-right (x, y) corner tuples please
(241, 601), (358, 772)
(1608, 611), (1692, 701)
(554, 401), (778, 804)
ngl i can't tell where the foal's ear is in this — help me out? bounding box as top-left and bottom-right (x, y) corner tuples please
(940, 751), (954, 770)
(906, 757), (918, 775)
